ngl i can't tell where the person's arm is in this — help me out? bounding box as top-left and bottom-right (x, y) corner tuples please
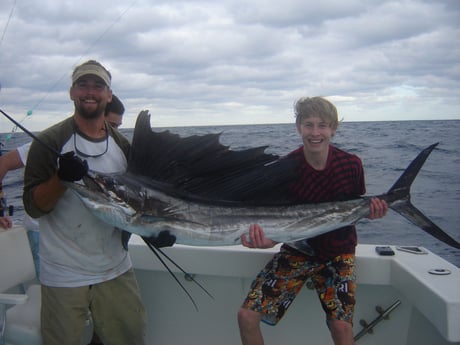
(29, 152), (88, 213)
(0, 149), (24, 181)
(0, 149), (25, 229)
(23, 137), (62, 217)
(31, 174), (67, 213)
(23, 120), (87, 217)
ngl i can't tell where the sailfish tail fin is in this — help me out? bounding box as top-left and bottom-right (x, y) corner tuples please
(384, 143), (460, 249)
(390, 200), (460, 249)
(387, 143), (439, 195)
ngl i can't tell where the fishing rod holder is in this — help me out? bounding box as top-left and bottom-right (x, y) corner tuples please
(354, 300), (401, 341)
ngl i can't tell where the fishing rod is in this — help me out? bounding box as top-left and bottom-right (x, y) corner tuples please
(0, 108), (62, 157)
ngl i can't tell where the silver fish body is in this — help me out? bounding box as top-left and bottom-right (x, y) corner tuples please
(69, 173), (370, 246)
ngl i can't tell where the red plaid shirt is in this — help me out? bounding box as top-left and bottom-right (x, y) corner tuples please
(286, 145), (365, 260)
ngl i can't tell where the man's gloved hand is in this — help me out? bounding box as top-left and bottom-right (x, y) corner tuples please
(144, 230), (176, 248)
(58, 151), (88, 181)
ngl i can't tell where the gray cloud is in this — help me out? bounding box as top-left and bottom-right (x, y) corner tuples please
(0, 0), (459, 131)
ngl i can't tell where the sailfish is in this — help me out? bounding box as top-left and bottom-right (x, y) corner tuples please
(67, 110), (459, 250)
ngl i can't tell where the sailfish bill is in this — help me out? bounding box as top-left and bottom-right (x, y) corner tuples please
(67, 111), (459, 250)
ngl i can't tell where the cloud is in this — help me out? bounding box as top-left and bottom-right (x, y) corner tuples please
(0, 0), (459, 131)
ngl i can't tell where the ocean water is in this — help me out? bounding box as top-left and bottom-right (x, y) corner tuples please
(1, 120), (459, 267)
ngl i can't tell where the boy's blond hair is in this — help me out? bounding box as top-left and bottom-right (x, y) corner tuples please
(294, 97), (339, 130)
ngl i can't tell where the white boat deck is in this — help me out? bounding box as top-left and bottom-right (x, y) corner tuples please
(2, 227), (458, 345)
(129, 236), (460, 345)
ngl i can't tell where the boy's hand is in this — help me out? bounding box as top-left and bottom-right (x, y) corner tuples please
(241, 224), (277, 249)
(368, 197), (388, 219)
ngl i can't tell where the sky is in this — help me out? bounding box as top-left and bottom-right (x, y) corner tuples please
(0, 0), (459, 132)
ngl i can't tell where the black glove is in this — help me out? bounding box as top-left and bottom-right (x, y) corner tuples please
(144, 230), (176, 248)
(58, 151), (88, 181)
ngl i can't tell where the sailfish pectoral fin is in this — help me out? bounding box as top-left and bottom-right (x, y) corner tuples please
(391, 200), (460, 249)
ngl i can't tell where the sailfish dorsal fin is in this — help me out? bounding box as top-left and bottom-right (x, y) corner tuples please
(128, 110), (300, 204)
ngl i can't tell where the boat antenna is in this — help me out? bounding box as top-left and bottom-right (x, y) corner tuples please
(0, 108), (62, 157)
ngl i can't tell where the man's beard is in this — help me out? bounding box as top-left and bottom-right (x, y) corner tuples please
(76, 101), (105, 119)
